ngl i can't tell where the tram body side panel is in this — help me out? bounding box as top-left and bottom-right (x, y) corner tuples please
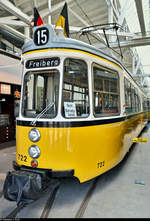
(16, 113), (145, 183)
(148, 111), (150, 122)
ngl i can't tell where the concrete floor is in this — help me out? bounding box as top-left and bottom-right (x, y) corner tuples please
(0, 143), (16, 218)
(83, 126), (150, 218)
(0, 126), (150, 218)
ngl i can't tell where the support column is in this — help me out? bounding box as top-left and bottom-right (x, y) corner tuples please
(108, 0), (114, 42)
(108, 0), (113, 23)
(34, 0), (37, 7)
(134, 56), (141, 75)
(24, 26), (30, 43)
(48, 0), (51, 24)
(132, 52), (136, 75)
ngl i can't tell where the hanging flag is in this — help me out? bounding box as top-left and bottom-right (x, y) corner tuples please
(55, 2), (69, 37)
(34, 7), (44, 26)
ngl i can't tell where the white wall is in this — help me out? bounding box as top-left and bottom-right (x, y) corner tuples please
(0, 54), (22, 85)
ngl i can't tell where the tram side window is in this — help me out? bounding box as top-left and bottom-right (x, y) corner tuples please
(93, 64), (120, 117)
(124, 78), (132, 114)
(135, 89), (141, 112)
(22, 70), (59, 118)
(131, 85), (136, 112)
(138, 95), (141, 112)
(143, 97), (148, 112)
(62, 58), (89, 118)
(124, 78), (141, 114)
(147, 99), (150, 111)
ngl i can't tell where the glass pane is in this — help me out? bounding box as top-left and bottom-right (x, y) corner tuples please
(104, 80), (109, 92)
(93, 65), (119, 116)
(62, 58), (89, 118)
(22, 70), (59, 118)
(110, 80), (117, 92)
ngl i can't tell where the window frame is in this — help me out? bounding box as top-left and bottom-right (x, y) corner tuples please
(92, 62), (120, 118)
(61, 57), (90, 119)
(124, 77), (141, 114)
(21, 69), (60, 119)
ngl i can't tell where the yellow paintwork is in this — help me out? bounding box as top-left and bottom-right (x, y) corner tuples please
(16, 113), (147, 183)
(133, 137), (148, 143)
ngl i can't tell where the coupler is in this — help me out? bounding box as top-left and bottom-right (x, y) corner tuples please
(3, 162), (52, 205)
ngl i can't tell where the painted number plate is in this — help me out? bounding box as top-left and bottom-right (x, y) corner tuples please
(18, 154), (28, 162)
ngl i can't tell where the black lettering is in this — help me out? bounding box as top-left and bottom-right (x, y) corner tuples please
(97, 161), (105, 168)
(18, 153), (27, 162)
(20, 155), (23, 161)
(24, 156), (27, 162)
(18, 153), (20, 160)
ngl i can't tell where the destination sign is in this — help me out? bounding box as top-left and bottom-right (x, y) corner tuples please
(26, 57), (60, 69)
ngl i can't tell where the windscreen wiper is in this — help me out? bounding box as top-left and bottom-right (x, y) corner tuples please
(31, 102), (54, 126)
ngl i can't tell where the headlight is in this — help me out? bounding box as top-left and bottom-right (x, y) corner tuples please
(28, 145), (40, 159)
(28, 128), (40, 142)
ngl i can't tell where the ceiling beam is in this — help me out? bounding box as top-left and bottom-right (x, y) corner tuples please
(0, 24), (31, 41)
(0, 16), (28, 26)
(13, 0), (32, 7)
(42, 0), (75, 19)
(95, 35), (150, 49)
(0, 38), (21, 54)
(134, 0), (146, 35)
(67, 6), (106, 44)
(132, 74), (150, 78)
(0, 0), (31, 25)
(0, 48), (20, 60)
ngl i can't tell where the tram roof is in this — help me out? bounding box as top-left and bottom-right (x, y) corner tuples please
(22, 24), (146, 96)
(22, 24), (126, 73)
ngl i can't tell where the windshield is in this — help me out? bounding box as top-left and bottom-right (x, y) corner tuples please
(22, 70), (59, 118)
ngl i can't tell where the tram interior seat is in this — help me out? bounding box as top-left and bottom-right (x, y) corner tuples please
(94, 106), (118, 115)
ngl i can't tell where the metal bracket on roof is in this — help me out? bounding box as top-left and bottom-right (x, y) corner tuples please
(80, 23), (124, 59)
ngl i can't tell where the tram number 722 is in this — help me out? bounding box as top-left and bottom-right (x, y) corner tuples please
(97, 161), (105, 168)
(18, 153), (27, 162)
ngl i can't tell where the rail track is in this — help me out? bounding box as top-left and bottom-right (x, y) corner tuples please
(3, 176), (100, 219)
(75, 177), (99, 218)
(4, 179), (61, 219)
(0, 173), (5, 199)
(40, 184), (60, 218)
(5, 202), (27, 219)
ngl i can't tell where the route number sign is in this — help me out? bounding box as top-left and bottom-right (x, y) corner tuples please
(34, 27), (49, 46)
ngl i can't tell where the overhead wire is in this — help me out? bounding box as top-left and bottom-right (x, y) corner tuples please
(74, 0), (108, 46)
(74, 0), (94, 26)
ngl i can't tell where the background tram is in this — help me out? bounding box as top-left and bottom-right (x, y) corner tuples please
(3, 24), (148, 204)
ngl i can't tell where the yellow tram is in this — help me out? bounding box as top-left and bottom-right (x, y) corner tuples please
(147, 98), (150, 121)
(3, 24), (148, 203)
